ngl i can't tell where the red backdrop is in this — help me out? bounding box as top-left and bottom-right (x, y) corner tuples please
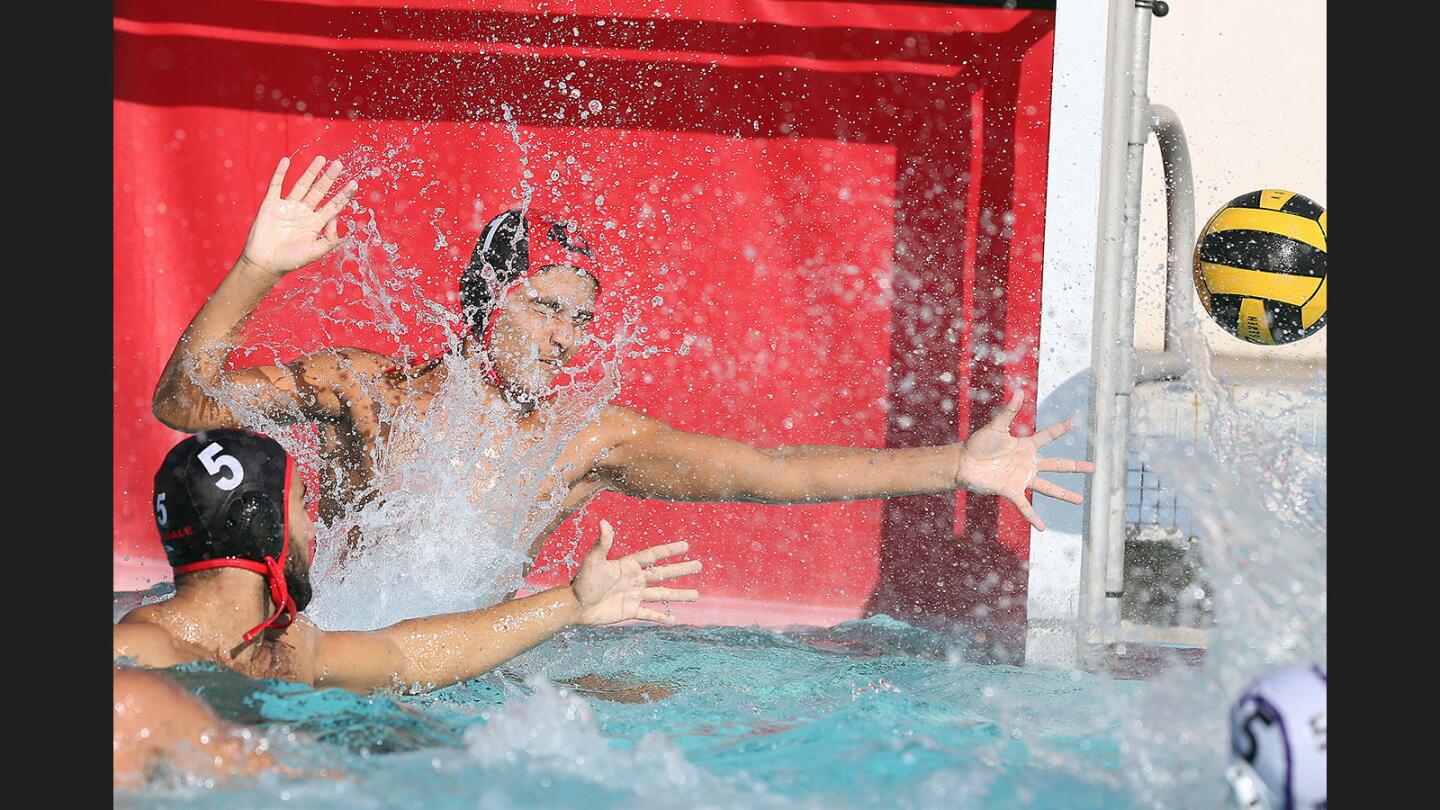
(115, 0), (1055, 660)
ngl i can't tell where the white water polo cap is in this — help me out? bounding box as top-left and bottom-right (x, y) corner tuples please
(1226, 663), (1327, 809)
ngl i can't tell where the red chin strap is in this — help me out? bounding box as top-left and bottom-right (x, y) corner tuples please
(171, 557), (297, 644)
(171, 459), (298, 644)
(246, 554), (298, 642)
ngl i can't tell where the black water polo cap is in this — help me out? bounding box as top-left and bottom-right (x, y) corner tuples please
(153, 429), (297, 641)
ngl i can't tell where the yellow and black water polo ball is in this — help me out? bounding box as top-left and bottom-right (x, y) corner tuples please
(1193, 189), (1326, 345)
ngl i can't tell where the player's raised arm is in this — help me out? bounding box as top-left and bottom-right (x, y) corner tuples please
(152, 156), (360, 432)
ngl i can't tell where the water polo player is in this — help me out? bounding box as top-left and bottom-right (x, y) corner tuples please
(152, 155), (1094, 573)
(1225, 664), (1327, 809)
(113, 428), (701, 691)
(112, 666), (276, 787)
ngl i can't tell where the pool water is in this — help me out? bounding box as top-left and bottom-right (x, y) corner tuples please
(114, 613), (1156, 809)
(113, 152), (1322, 807)
(114, 296), (1322, 809)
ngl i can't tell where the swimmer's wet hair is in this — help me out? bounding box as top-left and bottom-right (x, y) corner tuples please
(460, 209), (600, 340)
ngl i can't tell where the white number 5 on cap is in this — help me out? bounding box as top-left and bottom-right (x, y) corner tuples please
(198, 442), (245, 491)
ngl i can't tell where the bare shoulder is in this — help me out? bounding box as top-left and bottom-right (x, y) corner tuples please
(587, 404), (675, 462)
(585, 404), (642, 450)
(279, 614), (324, 653)
(596, 403), (663, 436)
(267, 614), (324, 684)
(113, 617), (196, 669)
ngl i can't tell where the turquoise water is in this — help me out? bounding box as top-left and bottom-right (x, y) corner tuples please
(114, 613), (1150, 808)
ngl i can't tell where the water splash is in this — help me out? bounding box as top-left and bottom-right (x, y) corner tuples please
(464, 674), (719, 794)
(113, 620), (1142, 808)
(190, 143), (650, 631)
(1109, 287), (1326, 808)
